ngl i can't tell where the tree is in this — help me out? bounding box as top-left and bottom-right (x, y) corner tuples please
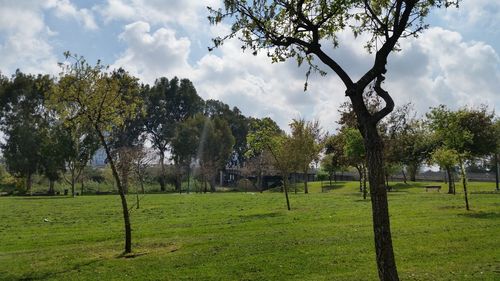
(60, 122), (99, 197)
(209, 1), (459, 279)
(324, 133), (347, 182)
(289, 119), (324, 194)
(247, 117), (294, 210)
(198, 116), (235, 192)
(494, 119), (500, 191)
(144, 77), (203, 191)
(0, 72), (49, 194)
(342, 127), (368, 198)
(430, 147), (458, 194)
(427, 105), (496, 210)
(50, 53), (143, 254)
(246, 117), (284, 190)
(170, 115), (205, 193)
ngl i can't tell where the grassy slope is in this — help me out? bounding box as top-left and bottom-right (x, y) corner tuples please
(0, 181), (498, 281)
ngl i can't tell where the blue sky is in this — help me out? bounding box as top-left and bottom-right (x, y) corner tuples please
(0, 0), (498, 131)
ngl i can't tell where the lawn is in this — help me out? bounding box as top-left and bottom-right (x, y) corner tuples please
(0, 181), (498, 280)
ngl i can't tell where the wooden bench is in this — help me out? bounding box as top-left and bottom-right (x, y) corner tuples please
(425, 185), (441, 192)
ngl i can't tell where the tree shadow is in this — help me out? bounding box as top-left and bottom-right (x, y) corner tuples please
(458, 211), (500, 219)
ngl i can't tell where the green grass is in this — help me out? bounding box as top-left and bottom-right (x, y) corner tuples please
(0, 181), (498, 280)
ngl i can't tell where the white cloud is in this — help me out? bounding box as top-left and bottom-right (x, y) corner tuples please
(386, 27), (500, 115)
(45, 0), (98, 30)
(0, 1), (59, 75)
(97, 0), (220, 31)
(113, 21), (192, 82)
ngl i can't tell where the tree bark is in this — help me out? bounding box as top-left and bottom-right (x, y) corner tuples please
(48, 180), (55, 195)
(363, 165), (368, 200)
(356, 166), (363, 192)
(408, 163), (417, 182)
(96, 128), (132, 254)
(364, 124), (399, 281)
(159, 152), (166, 192)
(26, 173), (33, 195)
(459, 160), (470, 211)
(71, 170), (76, 197)
(283, 176), (291, 211)
(446, 167), (454, 194)
(304, 168), (309, 194)
(495, 153), (499, 191)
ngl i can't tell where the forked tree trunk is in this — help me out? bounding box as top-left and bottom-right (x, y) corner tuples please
(97, 129), (132, 254)
(364, 125), (399, 281)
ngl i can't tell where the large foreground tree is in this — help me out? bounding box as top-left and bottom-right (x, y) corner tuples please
(209, 1), (458, 280)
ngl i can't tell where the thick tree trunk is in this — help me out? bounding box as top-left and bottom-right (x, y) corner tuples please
(96, 129), (132, 254)
(48, 180), (55, 195)
(364, 125), (399, 281)
(159, 152), (166, 192)
(408, 163), (418, 182)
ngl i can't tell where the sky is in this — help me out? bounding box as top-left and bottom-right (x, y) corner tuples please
(0, 0), (499, 132)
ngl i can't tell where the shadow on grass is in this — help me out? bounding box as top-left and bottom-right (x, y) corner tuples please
(238, 212), (282, 221)
(458, 211), (500, 219)
(15, 259), (100, 281)
(13, 196), (72, 200)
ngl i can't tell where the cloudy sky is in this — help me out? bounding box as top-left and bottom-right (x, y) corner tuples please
(0, 0), (498, 132)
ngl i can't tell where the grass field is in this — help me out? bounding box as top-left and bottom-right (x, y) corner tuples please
(0, 181), (498, 280)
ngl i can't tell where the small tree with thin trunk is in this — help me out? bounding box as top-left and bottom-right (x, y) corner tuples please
(289, 119), (324, 194)
(50, 52), (143, 254)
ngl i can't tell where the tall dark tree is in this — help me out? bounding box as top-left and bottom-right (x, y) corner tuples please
(144, 77), (203, 191)
(209, 1), (458, 279)
(0, 72), (50, 194)
(205, 100), (251, 167)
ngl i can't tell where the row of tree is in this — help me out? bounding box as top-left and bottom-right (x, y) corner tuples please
(321, 102), (500, 208)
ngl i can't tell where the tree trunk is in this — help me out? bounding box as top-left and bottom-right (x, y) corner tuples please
(26, 173), (33, 195)
(283, 176), (291, 211)
(81, 178), (84, 195)
(408, 163), (417, 182)
(364, 125), (399, 281)
(459, 160), (470, 211)
(209, 175), (216, 192)
(304, 168), (309, 194)
(446, 167), (454, 194)
(363, 165), (368, 200)
(48, 180), (55, 195)
(356, 166), (363, 192)
(71, 170), (76, 197)
(495, 153), (499, 191)
(159, 152), (166, 192)
(96, 129), (132, 254)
